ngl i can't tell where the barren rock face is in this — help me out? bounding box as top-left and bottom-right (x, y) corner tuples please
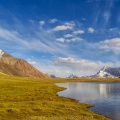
(0, 50), (50, 78)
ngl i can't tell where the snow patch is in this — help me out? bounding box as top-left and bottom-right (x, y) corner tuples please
(99, 70), (111, 77)
(0, 49), (4, 59)
(84, 66), (120, 78)
(95, 66), (115, 78)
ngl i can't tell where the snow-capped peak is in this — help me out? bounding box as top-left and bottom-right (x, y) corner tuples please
(95, 66), (120, 78)
(98, 70), (112, 78)
(95, 66), (115, 78)
(101, 66), (110, 71)
(67, 74), (79, 78)
(85, 66), (120, 78)
(0, 49), (4, 59)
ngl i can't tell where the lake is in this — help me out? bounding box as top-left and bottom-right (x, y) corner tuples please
(56, 82), (120, 120)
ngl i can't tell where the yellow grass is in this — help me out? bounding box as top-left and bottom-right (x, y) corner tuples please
(0, 73), (118, 120)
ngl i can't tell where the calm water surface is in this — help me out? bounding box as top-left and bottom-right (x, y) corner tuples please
(56, 82), (120, 120)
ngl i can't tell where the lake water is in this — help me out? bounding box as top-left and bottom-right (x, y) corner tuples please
(56, 82), (120, 120)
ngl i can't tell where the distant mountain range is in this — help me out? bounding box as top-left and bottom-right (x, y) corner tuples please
(0, 50), (50, 78)
(67, 66), (120, 78)
(89, 66), (120, 78)
(1, 49), (120, 79)
(67, 74), (80, 78)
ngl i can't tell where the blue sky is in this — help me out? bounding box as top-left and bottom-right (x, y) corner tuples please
(0, 0), (120, 77)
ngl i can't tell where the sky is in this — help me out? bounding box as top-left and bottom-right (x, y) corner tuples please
(0, 0), (120, 77)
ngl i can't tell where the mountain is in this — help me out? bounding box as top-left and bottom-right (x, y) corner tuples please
(67, 74), (80, 78)
(0, 50), (50, 78)
(92, 66), (120, 78)
(50, 74), (59, 78)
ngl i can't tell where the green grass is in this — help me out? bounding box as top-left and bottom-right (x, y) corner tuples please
(1, 74), (119, 120)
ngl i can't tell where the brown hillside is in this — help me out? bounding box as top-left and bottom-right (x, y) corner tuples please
(0, 50), (50, 78)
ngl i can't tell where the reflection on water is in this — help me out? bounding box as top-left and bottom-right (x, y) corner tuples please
(56, 82), (120, 120)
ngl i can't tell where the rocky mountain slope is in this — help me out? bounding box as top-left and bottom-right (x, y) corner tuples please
(0, 50), (50, 78)
(92, 66), (120, 78)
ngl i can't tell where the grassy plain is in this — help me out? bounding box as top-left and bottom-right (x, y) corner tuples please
(0, 74), (119, 120)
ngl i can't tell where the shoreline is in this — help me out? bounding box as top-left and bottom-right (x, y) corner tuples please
(0, 74), (116, 120)
(55, 82), (111, 120)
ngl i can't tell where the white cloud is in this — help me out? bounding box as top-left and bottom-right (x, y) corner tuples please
(33, 62), (71, 78)
(56, 37), (82, 43)
(29, 56), (120, 78)
(103, 11), (110, 25)
(27, 59), (31, 61)
(56, 38), (65, 43)
(88, 27), (94, 33)
(27, 59), (37, 65)
(100, 38), (120, 54)
(0, 28), (70, 56)
(103, 0), (114, 25)
(53, 21), (75, 31)
(73, 30), (85, 35)
(0, 28), (19, 41)
(64, 21), (75, 27)
(66, 37), (83, 42)
(53, 25), (73, 31)
(54, 57), (117, 77)
(24, 39), (68, 54)
(64, 34), (73, 38)
(109, 28), (117, 31)
(49, 18), (57, 23)
(39, 21), (45, 25)
(71, 37), (83, 42)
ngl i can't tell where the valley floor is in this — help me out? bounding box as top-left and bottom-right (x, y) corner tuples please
(0, 74), (120, 120)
